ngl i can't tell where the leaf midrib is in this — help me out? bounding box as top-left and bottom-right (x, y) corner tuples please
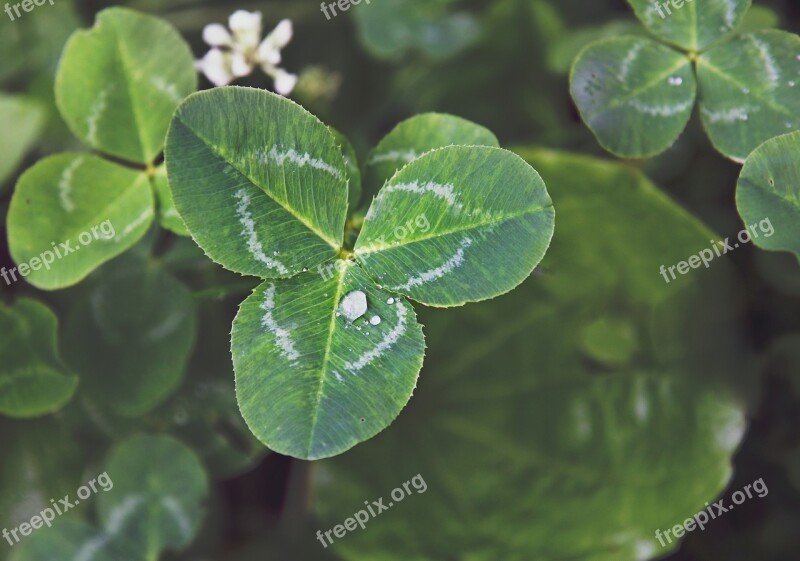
(354, 203), (553, 257)
(174, 115), (342, 251)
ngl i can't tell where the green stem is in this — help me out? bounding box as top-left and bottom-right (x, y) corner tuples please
(281, 460), (316, 541)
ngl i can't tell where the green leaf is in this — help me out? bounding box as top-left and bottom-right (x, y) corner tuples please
(331, 129), (362, 211)
(0, 94), (45, 188)
(570, 36), (696, 158)
(0, 299), (77, 418)
(627, 0), (750, 51)
(696, 30), (800, 162)
(7, 153), (154, 290)
(55, 7), (196, 164)
(152, 165), (189, 236)
(355, 146), (554, 307)
(10, 520), (144, 561)
(736, 131), (800, 257)
(97, 434), (209, 559)
(548, 19), (645, 75)
(317, 149), (746, 561)
(232, 263), (425, 459)
(352, 0), (480, 60)
(62, 261), (197, 417)
(165, 87), (348, 278)
(363, 113), (499, 202)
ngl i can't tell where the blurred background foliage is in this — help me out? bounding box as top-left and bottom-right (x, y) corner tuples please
(1, 0), (799, 560)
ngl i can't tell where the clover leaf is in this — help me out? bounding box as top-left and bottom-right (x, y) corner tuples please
(736, 131), (800, 258)
(165, 86), (555, 459)
(570, 0), (800, 161)
(6, 7), (196, 290)
(0, 298), (77, 418)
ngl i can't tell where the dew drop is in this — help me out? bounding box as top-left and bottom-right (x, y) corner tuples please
(741, 87), (750, 94)
(302, 267), (308, 272)
(356, 325), (362, 331)
(667, 76), (683, 86)
(789, 81), (796, 87)
(386, 297), (395, 304)
(369, 315), (381, 326)
(786, 122), (793, 129)
(339, 290), (368, 321)
(273, 250), (279, 256)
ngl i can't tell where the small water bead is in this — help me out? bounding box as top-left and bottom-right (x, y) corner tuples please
(786, 122), (794, 129)
(667, 76), (683, 86)
(789, 81), (796, 87)
(386, 297), (395, 304)
(369, 315), (381, 326)
(741, 87), (750, 94)
(273, 250), (279, 256)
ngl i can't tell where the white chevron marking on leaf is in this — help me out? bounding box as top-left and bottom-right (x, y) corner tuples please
(368, 149), (420, 165)
(234, 188), (289, 274)
(59, 157), (83, 213)
(382, 180), (463, 211)
(263, 145), (344, 180)
(750, 36), (781, 86)
(630, 99), (694, 117)
(396, 237), (473, 291)
(162, 495), (192, 541)
(75, 535), (110, 561)
(86, 89), (109, 145)
(106, 494), (145, 534)
(115, 208), (153, 243)
(262, 283), (300, 362)
(344, 301), (408, 372)
(701, 105), (757, 123)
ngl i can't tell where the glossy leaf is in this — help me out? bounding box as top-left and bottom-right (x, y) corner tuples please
(355, 146), (554, 307)
(97, 435), (209, 559)
(62, 262), (197, 417)
(10, 520), (143, 561)
(363, 113), (499, 201)
(55, 7), (196, 164)
(317, 149), (747, 561)
(232, 263), (425, 459)
(0, 94), (45, 188)
(152, 165), (189, 236)
(570, 36), (696, 157)
(7, 153), (154, 290)
(697, 30), (800, 162)
(165, 87), (348, 278)
(0, 299), (77, 418)
(627, 0), (750, 51)
(736, 131), (800, 257)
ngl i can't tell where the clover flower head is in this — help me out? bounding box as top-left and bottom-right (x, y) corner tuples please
(195, 10), (297, 95)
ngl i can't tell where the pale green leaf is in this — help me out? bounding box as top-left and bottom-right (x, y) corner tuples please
(355, 146), (554, 307)
(317, 149), (746, 561)
(0, 94), (45, 188)
(97, 434), (209, 559)
(232, 263), (425, 460)
(363, 113), (499, 201)
(10, 520), (143, 561)
(736, 131), (800, 257)
(7, 153), (154, 290)
(55, 7), (196, 164)
(570, 36), (696, 158)
(627, 0), (750, 51)
(165, 87), (348, 278)
(152, 165), (189, 236)
(697, 30), (800, 162)
(0, 299), (77, 418)
(62, 262), (197, 417)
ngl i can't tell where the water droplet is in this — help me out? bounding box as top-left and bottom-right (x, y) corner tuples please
(741, 87), (750, 94)
(369, 315), (381, 325)
(789, 81), (796, 87)
(339, 290), (368, 321)
(356, 325), (362, 331)
(386, 297), (395, 304)
(302, 267), (308, 272)
(786, 122), (793, 129)
(667, 76), (683, 86)
(273, 250), (279, 256)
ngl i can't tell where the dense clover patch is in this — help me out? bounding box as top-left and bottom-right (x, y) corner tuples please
(570, 0), (800, 161)
(165, 87), (555, 459)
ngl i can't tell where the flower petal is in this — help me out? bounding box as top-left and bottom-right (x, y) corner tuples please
(231, 52), (254, 77)
(202, 23), (233, 47)
(229, 10), (262, 50)
(196, 49), (234, 87)
(273, 69), (298, 96)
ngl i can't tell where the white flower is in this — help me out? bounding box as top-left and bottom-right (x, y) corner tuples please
(195, 11), (297, 95)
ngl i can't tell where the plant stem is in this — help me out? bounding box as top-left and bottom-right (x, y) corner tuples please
(280, 459), (316, 541)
